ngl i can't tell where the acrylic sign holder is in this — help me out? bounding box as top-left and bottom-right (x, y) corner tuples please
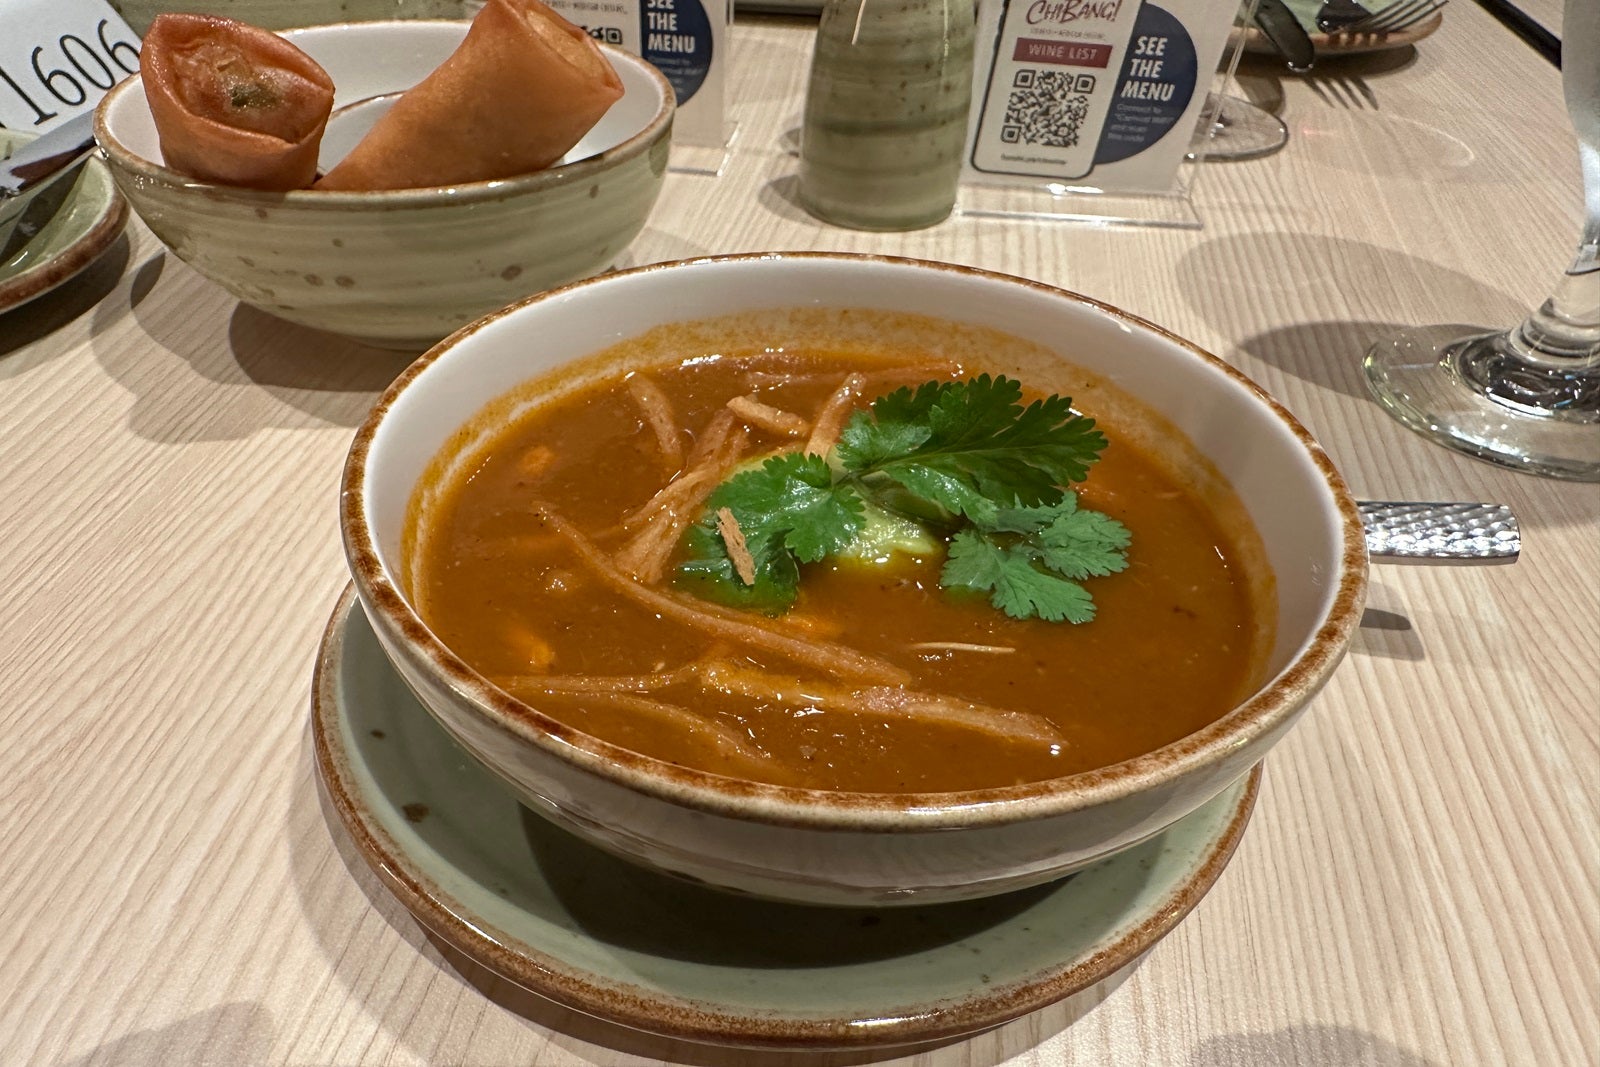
(956, 0), (1262, 230)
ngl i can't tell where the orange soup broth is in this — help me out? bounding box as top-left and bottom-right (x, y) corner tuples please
(408, 312), (1276, 793)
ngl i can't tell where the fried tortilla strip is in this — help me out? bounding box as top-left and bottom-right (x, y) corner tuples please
(627, 375), (684, 468)
(532, 503), (911, 685)
(727, 395), (809, 438)
(140, 13), (335, 190)
(614, 424), (748, 584)
(696, 662), (1064, 747)
(714, 507), (757, 585)
(804, 373), (867, 455)
(529, 690), (789, 783)
(316, 0), (624, 190)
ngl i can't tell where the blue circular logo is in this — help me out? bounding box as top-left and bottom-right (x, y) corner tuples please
(1094, 5), (1198, 165)
(642, 0), (714, 107)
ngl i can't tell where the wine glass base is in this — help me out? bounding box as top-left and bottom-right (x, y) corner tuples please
(1188, 93), (1288, 163)
(1364, 326), (1600, 481)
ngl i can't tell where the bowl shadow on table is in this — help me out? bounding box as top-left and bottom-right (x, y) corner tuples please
(90, 253), (418, 443)
(52, 1003), (279, 1067)
(297, 728), (1145, 1066)
(0, 234), (130, 367)
(1189, 1024), (1444, 1067)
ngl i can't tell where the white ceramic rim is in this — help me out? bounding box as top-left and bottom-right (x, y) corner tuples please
(92, 24), (674, 207)
(341, 252), (1369, 830)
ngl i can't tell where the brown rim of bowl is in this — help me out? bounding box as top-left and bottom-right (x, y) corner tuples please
(91, 30), (673, 207)
(341, 251), (1369, 830)
(310, 582), (1264, 1048)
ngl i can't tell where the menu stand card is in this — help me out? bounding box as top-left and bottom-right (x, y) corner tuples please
(543, 0), (737, 174)
(959, 0), (1258, 228)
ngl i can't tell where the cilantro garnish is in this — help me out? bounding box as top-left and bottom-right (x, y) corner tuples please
(675, 376), (1129, 622)
(677, 453), (863, 612)
(942, 494), (1131, 622)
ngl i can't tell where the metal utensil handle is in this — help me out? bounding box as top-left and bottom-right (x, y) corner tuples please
(0, 112), (96, 199)
(1359, 501), (1520, 564)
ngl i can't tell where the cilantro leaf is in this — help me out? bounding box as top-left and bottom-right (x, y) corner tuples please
(834, 405), (930, 470)
(1039, 504), (1131, 580)
(942, 531), (1097, 624)
(836, 375), (1107, 521)
(676, 522), (800, 612)
(706, 453), (865, 563)
(981, 495), (1083, 535)
(871, 464), (999, 529)
(869, 379), (947, 425)
(673, 453), (863, 612)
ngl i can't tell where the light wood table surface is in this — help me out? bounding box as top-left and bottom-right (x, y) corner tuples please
(2, 4), (1595, 1065)
(1508, 0), (1561, 35)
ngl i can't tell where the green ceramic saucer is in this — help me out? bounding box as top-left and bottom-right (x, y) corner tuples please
(312, 584), (1261, 1049)
(0, 129), (128, 313)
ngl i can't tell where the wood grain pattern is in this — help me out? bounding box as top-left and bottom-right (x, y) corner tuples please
(1, 3), (1595, 1064)
(1507, 0), (1563, 36)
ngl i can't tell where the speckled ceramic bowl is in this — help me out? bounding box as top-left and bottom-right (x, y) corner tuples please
(94, 20), (672, 349)
(342, 253), (1368, 906)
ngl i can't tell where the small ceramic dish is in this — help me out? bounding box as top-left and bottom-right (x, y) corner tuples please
(0, 130), (128, 314)
(94, 20), (673, 349)
(341, 253), (1368, 907)
(313, 583), (1264, 1049)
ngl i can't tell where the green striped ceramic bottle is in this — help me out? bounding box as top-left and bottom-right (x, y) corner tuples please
(797, 0), (976, 231)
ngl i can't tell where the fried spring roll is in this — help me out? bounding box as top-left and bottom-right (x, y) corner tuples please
(315, 0), (625, 191)
(140, 14), (335, 191)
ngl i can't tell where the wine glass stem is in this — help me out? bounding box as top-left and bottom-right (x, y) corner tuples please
(1519, 4), (1600, 366)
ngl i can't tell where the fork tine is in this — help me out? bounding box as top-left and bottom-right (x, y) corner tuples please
(1344, 0), (1446, 32)
(1340, 0), (1413, 32)
(1401, 1), (1449, 31)
(1365, 0), (1441, 31)
(1341, 0), (1446, 34)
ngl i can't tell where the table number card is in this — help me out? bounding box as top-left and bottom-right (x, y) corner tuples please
(0, 0), (140, 131)
(964, 0), (1239, 196)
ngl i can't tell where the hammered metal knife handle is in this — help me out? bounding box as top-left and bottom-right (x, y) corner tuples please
(1359, 501), (1520, 564)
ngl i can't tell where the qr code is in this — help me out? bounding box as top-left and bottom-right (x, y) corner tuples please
(1000, 69), (1098, 149)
